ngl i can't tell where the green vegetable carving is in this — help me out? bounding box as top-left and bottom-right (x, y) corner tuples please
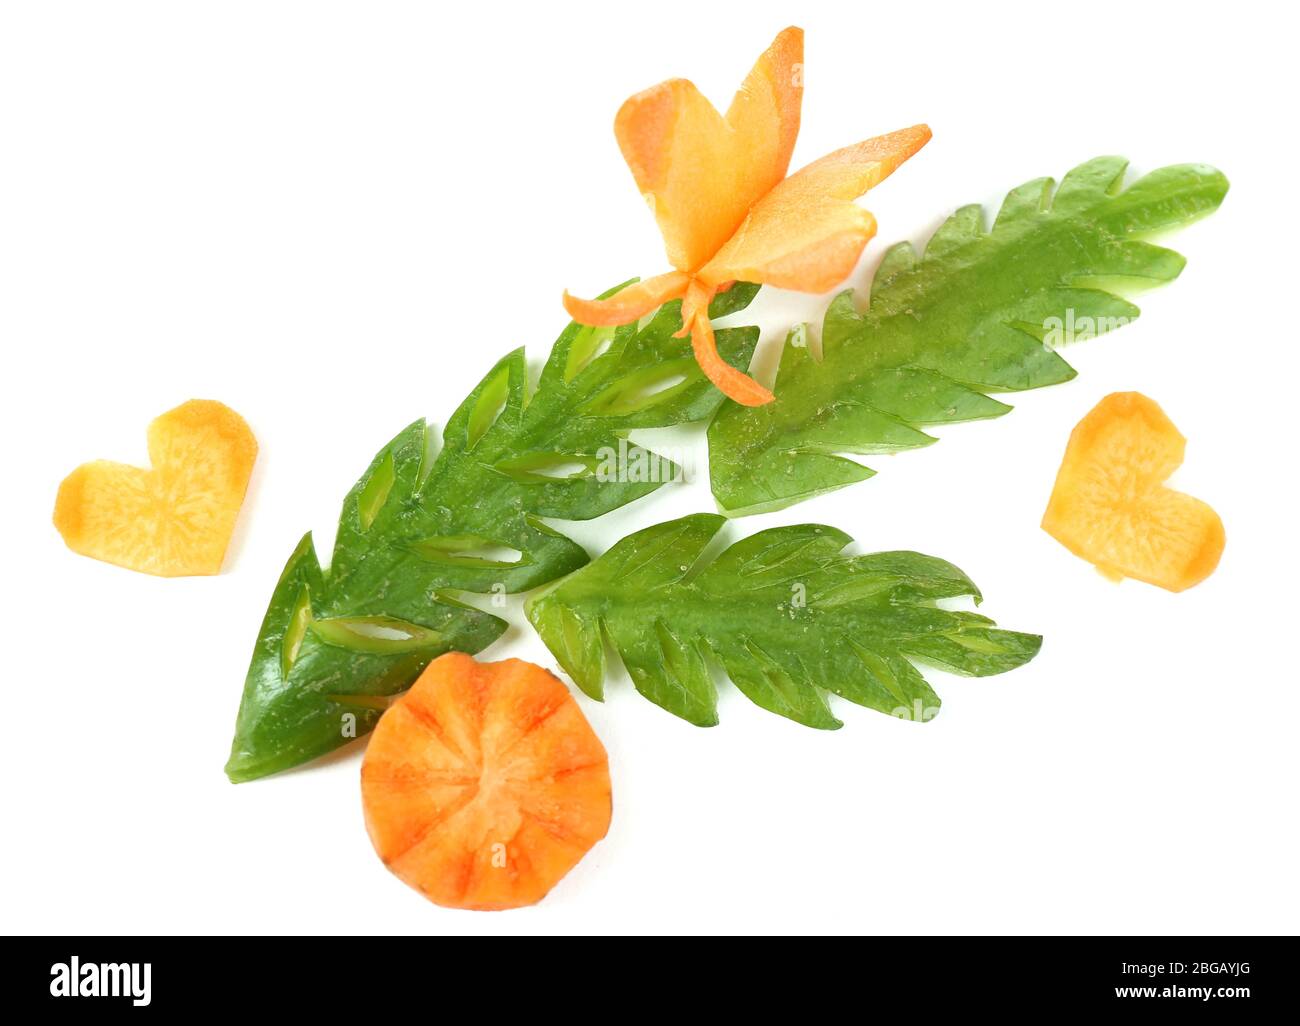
(526, 513), (1041, 728)
(225, 286), (760, 782)
(708, 158), (1229, 515)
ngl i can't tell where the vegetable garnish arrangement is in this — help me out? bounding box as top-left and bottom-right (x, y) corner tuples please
(562, 26), (931, 406)
(225, 286), (760, 783)
(362, 653), (611, 911)
(1042, 392), (1224, 592)
(47, 22), (1231, 913)
(54, 399), (257, 577)
(708, 157), (1228, 515)
(527, 514), (1040, 728)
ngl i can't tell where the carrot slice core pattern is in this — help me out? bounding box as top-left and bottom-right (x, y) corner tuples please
(361, 653), (612, 911)
(1041, 392), (1224, 592)
(53, 399), (258, 577)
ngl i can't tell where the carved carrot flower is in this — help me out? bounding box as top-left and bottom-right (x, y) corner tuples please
(564, 26), (931, 406)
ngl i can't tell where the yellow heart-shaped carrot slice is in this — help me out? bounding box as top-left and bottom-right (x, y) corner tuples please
(53, 399), (258, 577)
(1042, 392), (1223, 592)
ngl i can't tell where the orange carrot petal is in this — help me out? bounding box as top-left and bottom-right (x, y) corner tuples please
(683, 283), (773, 406)
(614, 28), (805, 272)
(562, 271), (690, 326)
(698, 124), (931, 292)
(724, 25), (804, 201)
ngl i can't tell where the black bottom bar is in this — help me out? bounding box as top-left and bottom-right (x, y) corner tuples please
(1, 936), (1287, 1016)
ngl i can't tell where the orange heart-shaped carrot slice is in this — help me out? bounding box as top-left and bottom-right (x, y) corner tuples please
(53, 399), (258, 577)
(1042, 392), (1224, 592)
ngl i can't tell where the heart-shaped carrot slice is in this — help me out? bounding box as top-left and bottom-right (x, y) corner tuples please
(1042, 392), (1223, 592)
(53, 399), (258, 577)
(362, 653), (612, 911)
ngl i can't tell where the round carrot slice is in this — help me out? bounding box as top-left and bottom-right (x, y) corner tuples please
(361, 652), (612, 911)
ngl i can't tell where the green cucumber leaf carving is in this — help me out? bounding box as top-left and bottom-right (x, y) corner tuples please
(226, 285), (760, 782)
(526, 513), (1040, 728)
(708, 158), (1228, 516)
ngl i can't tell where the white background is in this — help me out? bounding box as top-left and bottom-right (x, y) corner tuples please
(3, 0), (1296, 936)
